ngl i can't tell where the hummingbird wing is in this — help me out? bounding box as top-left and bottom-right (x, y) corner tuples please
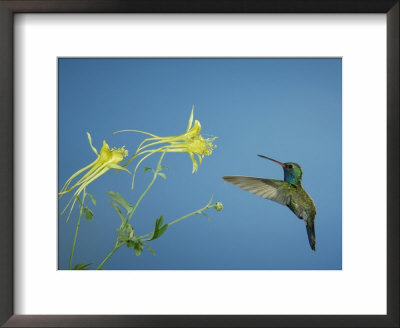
(222, 176), (292, 205)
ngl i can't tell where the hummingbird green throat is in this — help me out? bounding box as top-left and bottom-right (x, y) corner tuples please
(222, 155), (317, 251)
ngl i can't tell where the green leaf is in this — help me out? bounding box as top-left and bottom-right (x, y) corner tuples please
(117, 224), (135, 244)
(161, 165), (169, 170)
(157, 172), (167, 180)
(156, 225), (168, 238)
(75, 195), (83, 207)
(116, 229), (128, 242)
(106, 191), (133, 213)
(110, 201), (125, 223)
(86, 193), (96, 206)
(133, 239), (144, 256)
(126, 239), (135, 249)
(201, 211), (210, 218)
(83, 207), (93, 221)
(72, 262), (92, 270)
(143, 243), (156, 256)
(202, 212), (211, 222)
(143, 167), (154, 173)
(124, 224), (134, 234)
(148, 215), (168, 241)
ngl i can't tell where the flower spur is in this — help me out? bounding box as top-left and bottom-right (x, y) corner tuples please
(114, 106), (217, 189)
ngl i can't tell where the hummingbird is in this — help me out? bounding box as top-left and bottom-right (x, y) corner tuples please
(222, 155), (317, 251)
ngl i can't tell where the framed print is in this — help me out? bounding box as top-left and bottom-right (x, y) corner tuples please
(0, 1), (398, 327)
(56, 57), (341, 271)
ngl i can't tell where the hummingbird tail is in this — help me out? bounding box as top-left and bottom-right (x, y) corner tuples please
(306, 221), (316, 251)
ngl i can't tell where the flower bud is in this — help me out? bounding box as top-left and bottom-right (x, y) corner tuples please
(213, 202), (223, 212)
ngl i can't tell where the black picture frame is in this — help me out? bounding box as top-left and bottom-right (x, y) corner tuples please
(0, 1), (398, 327)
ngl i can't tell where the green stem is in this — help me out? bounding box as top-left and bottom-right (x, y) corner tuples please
(108, 152), (166, 261)
(68, 191), (86, 270)
(96, 242), (126, 270)
(114, 152), (166, 248)
(167, 209), (205, 227)
(128, 152), (166, 223)
(100, 197), (215, 268)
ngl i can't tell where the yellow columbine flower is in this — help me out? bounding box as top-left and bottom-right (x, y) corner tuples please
(114, 106), (217, 189)
(59, 132), (130, 222)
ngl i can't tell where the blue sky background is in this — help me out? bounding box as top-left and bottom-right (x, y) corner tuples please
(58, 58), (342, 270)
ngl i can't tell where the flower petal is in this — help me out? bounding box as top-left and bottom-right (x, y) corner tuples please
(188, 152), (198, 173)
(196, 153), (203, 164)
(108, 163), (131, 174)
(186, 105), (194, 132)
(185, 120), (202, 138)
(87, 132), (99, 156)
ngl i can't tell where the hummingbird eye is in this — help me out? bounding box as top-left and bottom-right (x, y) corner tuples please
(287, 164), (293, 169)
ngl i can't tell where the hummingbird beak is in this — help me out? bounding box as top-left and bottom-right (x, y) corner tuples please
(257, 154), (285, 167)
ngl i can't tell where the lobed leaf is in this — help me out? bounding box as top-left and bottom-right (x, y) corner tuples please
(148, 215), (168, 241)
(83, 207), (93, 221)
(75, 195), (83, 207)
(110, 201), (125, 223)
(106, 191), (133, 213)
(133, 239), (144, 256)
